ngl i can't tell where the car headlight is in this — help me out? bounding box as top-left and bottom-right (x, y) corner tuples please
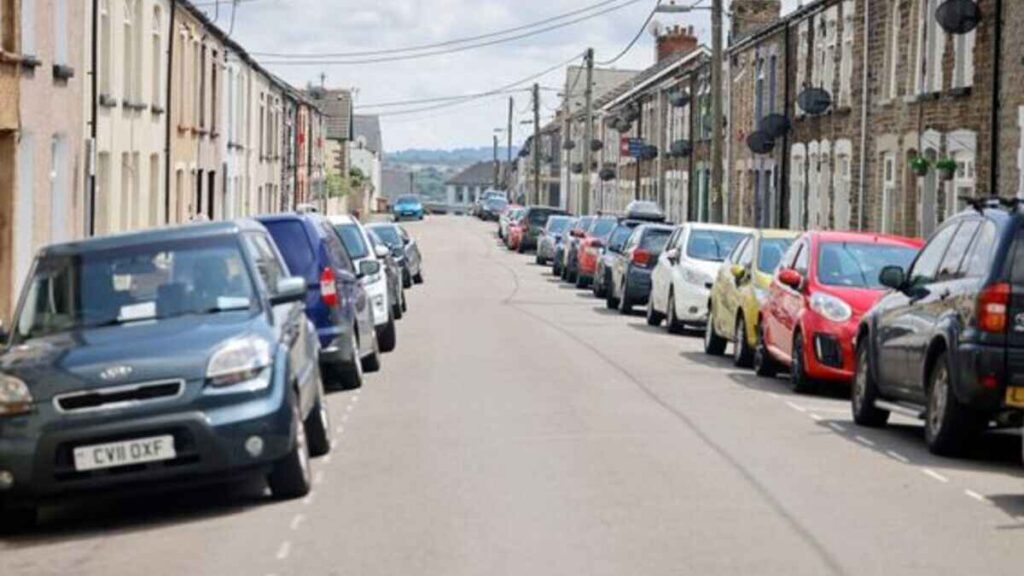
(810, 292), (852, 323)
(207, 336), (272, 388)
(682, 267), (713, 287)
(0, 374), (32, 416)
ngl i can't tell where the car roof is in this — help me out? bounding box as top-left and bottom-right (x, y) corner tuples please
(326, 214), (359, 225)
(685, 222), (754, 235)
(636, 223), (675, 233)
(40, 219), (265, 256)
(808, 230), (924, 247)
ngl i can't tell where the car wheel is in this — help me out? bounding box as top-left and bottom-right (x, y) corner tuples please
(517, 241), (525, 254)
(339, 333), (364, 390)
(733, 315), (754, 368)
(401, 290), (408, 313)
(851, 340), (889, 426)
(377, 315), (397, 353)
(646, 297), (664, 326)
(575, 272), (588, 289)
(0, 499), (37, 533)
(413, 270), (424, 285)
(665, 292), (684, 334)
(268, 400), (312, 499)
(362, 330), (382, 373)
(703, 306), (727, 356)
(536, 254), (546, 266)
(790, 331), (816, 394)
(393, 295), (404, 321)
(305, 389), (332, 458)
(606, 279), (620, 310)
(552, 258), (562, 277)
(618, 279), (632, 314)
(402, 269), (413, 289)
(925, 351), (984, 456)
(753, 322), (780, 377)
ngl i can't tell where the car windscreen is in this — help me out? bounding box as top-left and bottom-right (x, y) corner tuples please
(369, 225), (403, 248)
(335, 224), (370, 260)
(547, 217), (572, 234)
(590, 219), (617, 238)
(576, 216), (595, 231)
(484, 198), (508, 210)
(263, 220), (317, 279)
(641, 229), (673, 253)
(686, 230), (747, 262)
(14, 238), (256, 342)
(817, 242), (919, 288)
(608, 225), (634, 248)
(758, 238), (794, 273)
(396, 196), (420, 205)
(528, 210), (557, 225)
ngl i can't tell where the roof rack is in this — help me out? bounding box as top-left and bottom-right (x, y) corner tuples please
(959, 196), (1022, 214)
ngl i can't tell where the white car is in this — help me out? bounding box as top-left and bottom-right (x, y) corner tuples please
(329, 214), (397, 353)
(647, 223), (751, 333)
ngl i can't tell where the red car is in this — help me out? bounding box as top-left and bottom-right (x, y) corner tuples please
(574, 216), (619, 288)
(756, 231), (923, 392)
(507, 217), (524, 251)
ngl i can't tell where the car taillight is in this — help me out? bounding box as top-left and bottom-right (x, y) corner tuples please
(632, 249), (651, 266)
(977, 282), (1010, 333)
(320, 267), (339, 307)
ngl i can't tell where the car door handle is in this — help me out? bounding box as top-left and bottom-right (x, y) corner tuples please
(939, 289), (951, 301)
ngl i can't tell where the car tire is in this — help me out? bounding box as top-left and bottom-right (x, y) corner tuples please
(517, 241), (525, 254)
(646, 298), (664, 326)
(0, 499), (37, 533)
(362, 331), (382, 373)
(393, 296), (404, 321)
(268, 400), (312, 500)
(305, 390), (332, 458)
(339, 333), (364, 390)
(851, 340), (889, 427)
(536, 254), (546, 266)
(377, 316), (397, 353)
(734, 315), (755, 368)
(575, 272), (588, 289)
(925, 351), (985, 456)
(665, 292), (684, 334)
(703, 306), (727, 356)
(618, 279), (632, 314)
(401, 290), (408, 313)
(402, 269), (413, 289)
(790, 331), (816, 394)
(606, 282), (620, 310)
(753, 322), (780, 377)
(413, 271), (424, 285)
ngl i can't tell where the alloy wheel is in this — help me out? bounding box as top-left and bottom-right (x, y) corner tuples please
(929, 364), (950, 438)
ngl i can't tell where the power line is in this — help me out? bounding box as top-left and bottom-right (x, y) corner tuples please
(596, 0), (663, 66)
(357, 88), (528, 110)
(258, 0), (646, 66)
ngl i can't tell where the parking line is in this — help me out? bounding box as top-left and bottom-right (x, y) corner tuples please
(922, 468), (949, 483)
(785, 401), (807, 413)
(276, 541), (291, 560)
(323, 455), (332, 464)
(290, 514), (305, 531)
(346, 405), (354, 413)
(964, 489), (987, 503)
(809, 413), (823, 421)
(351, 396), (360, 403)
(828, 422), (846, 433)
(854, 435), (876, 447)
(885, 450), (910, 464)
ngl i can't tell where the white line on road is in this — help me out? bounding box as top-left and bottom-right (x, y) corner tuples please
(965, 489), (988, 502)
(276, 541), (291, 560)
(809, 413), (823, 421)
(885, 450), (910, 463)
(346, 405), (354, 413)
(351, 396), (359, 403)
(854, 435), (876, 447)
(828, 422), (846, 433)
(323, 455), (332, 464)
(922, 468), (949, 483)
(314, 470), (324, 485)
(290, 514), (305, 531)
(302, 494), (315, 506)
(785, 401), (807, 413)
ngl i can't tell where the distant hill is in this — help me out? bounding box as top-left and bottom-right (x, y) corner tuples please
(387, 147), (519, 167)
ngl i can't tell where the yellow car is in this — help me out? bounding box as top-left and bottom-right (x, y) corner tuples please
(704, 229), (799, 367)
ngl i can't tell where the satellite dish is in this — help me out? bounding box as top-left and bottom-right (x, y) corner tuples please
(936, 0), (982, 35)
(648, 19), (663, 37)
(747, 131), (775, 155)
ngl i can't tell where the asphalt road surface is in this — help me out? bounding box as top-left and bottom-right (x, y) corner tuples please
(3, 215), (1024, 575)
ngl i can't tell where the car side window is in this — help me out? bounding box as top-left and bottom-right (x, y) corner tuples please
(624, 229), (641, 251)
(664, 229), (681, 252)
(962, 221), (997, 278)
(937, 220), (980, 280)
(727, 237), (749, 264)
(793, 242), (809, 275)
(245, 234), (286, 295)
(737, 238), (755, 268)
(909, 223), (959, 286)
(321, 223), (355, 273)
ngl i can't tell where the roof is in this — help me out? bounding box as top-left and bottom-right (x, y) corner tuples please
(601, 47), (711, 113)
(445, 161), (500, 186)
(40, 220), (265, 256)
(807, 230), (925, 247)
(306, 89), (354, 141)
(353, 115), (382, 153)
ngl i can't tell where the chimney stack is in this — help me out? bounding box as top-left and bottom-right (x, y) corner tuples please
(655, 24), (699, 63)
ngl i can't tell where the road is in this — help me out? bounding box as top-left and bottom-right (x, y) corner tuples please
(3, 215), (1024, 575)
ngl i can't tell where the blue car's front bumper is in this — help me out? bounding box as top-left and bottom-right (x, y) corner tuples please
(394, 208), (424, 220)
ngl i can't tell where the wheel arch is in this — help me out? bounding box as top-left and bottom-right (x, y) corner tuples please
(922, 335), (951, 396)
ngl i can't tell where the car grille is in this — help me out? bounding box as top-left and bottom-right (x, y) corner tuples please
(54, 380), (185, 413)
(813, 334), (843, 368)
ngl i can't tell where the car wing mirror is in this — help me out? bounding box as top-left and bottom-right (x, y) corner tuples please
(373, 245), (390, 259)
(358, 260), (381, 278)
(665, 248), (680, 264)
(730, 264), (748, 281)
(777, 267), (803, 290)
(271, 276), (307, 306)
(591, 239), (604, 249)
(878, 265), (906, 291)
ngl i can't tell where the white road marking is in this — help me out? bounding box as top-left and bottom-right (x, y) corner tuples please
(346, 405), (354, 413)
(922, 468), (949, 483)
(290, 514), (305, 531)
(323, 455), (332, 464)
(314, 470), (324, 485)
(785, 401), (807, 413)
(302, 494), (315, 506)
(965, 489), (988, 503)
(885, 450), (910, 464)
(854, 435), (876, 447)
(276, 541), (291, 560)
(335, 425), (344, 434)
(809, 413), (823, 421)
(767, 392), (781, 399)
(828, 422), (846, 433)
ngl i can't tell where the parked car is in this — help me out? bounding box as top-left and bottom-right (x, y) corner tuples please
(574, 216), (619, 288)
(498, 206), (524, 242)
(850, 205), (1020, 455)
(649, 223), (751, 334)
(257, 213), (380, 388)
(537, 215), (575, 266)
(756, 230), (921, 391)
(593, 220), (644, 298)
(516, 207), (569, 253)
(703, 229), (796, 364)
(366, 222), (424, 288)
(479, 196), (509, 221)
(366, 228), (406, 321)
(329, 215), (397, 353)
(605, 223), (675, 313)
(507, 216), (525, 251)
(0, 220), (333, 529)
(561, 216), (596, 283)
(392, 195), (425, 221)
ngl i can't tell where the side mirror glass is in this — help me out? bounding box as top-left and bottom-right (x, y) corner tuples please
(358, 260), (381, 278)
(879, 265), (906, 290)
(271, 276), (307, 306)
(403, 237), (412, 246)
(777, 267), (803, 290)
(373, 245), (390, 259)
(730, 264), (747, 281)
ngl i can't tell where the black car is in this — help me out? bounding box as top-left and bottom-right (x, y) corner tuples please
(0, 220), (331, 529)
(560, 215), (596, 283)
(853, 202), (1024, 455)
(593, 220), (645, 298)
(517, 207), (569, 253)
(605, 223), (674, 313)
(367, 222), (423, 288)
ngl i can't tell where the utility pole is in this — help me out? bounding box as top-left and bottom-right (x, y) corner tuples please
(409, 172), (414, 195)
(532, 82), (541, 207)
(493, 134), (499, 190)
(507, 96), (514, 191)
(581, 47), (594, 215)
(710, 0), (724, 223)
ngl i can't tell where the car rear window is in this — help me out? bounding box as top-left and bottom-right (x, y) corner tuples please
(686, 230), (746, 262)
(641, 229), (673, 252)
(817, 242), (919, 288)
(758, 238), (794, 273)
(335, 224), (370, 260)
(528, 210), (559, 225)
(370, 225), (403, 247)
(262, 220), (316, 279)
(591, 219), (617, 237)
(547, 217), (572, 234)
(608, 225), (634, 249)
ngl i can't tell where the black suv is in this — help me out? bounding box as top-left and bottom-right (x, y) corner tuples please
(853, 201), (1024, 455)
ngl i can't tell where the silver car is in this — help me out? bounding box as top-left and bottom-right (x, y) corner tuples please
(536, 215), (575, 266)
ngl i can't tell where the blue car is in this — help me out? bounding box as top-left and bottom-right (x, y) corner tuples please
(256, 213), (380, 390)
(0, 220), (331, 530)
(393, 195), (425, 221)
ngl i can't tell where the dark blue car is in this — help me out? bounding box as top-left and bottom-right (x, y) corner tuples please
(0, 220), (331, 530)
(256, 214), (380, 389)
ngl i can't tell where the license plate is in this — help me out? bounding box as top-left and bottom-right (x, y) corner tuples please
(73, 435), (176, 471)
(1005, 386), (1024, 409)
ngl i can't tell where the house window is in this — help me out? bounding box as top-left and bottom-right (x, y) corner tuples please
(151, 6), (162, 107)
(819, 140), (832, 229)
(811, 16), (824, 89)
(20, 0), (34, 56)
(952, 27), (975, 89)
(768, 54), (777, 112)
(952, 151), (975, 219)
(53, 0), (67, 65)
(916, 0), (944, 94)
(838, 1), (854, 107)
(1019, 108), (1024, 198)
(886, 1), (901, 100)
(100, 0), (112, 96)
(123, 0), (134, 101)
(211, 50), (218, 135)
(882, 152), (897, 233)
(199, 44), (206, 129)
(0, 0), (14, 52)
(50, 134), (69, 243)
(796, 21), (809, 97)
(97, 152), (111, 232)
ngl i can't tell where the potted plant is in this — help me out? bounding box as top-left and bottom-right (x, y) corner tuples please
(935, 158), (958, 181)
(909, 155), (931, 177)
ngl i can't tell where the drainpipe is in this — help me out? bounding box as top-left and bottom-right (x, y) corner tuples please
(88, 0), (99, 236)
(990, 0), (1003, 197)
(779, 24), (791, 228)
(165, 0), (177, 224)
(856, 0), (871, 231)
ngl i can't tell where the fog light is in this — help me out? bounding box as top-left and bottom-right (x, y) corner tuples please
(245, 436), (264, 458)
(689, 306), (699, 314)
(0, 469), (13, 490)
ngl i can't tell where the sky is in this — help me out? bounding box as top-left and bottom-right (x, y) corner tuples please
(201, 0), (801, 152)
